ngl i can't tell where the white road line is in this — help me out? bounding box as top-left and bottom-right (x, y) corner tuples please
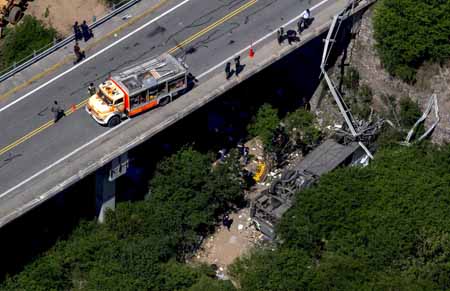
(0, 120), (129, 199)
(198, 0), (330, 79)
(0, 0), (192, 113)
(0, 0), (331, 199)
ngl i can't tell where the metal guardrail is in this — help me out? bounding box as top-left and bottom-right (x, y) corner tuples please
(0, 0), (141, 83)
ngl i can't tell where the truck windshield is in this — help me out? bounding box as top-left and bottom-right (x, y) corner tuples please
(98, 90), (113, 105)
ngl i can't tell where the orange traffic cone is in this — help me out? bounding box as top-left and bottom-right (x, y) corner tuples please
(71, 104), (77, 112)
(249, 45), (255, 58)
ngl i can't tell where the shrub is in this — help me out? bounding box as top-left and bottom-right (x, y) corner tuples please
(0, 16), (57, 70)
(373, 0), (450, 82)
(247, 103), (280, 148)
(399, 96), (421, 128)
(283, 108), (321, 152)
(342, 66), (360, 92)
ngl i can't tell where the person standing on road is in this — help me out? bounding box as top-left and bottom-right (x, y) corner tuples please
(277, 27), (284, 44)
(81, 20), (92, 42)
(73, 21), (83, 41)
(74, 42), (86, 64)
(88, 83), (96, 96)
(234, 55), (241, 76)
(225, 62), (232, 79)
(51, 101), (65, 123)
(297, 8), (311, 33)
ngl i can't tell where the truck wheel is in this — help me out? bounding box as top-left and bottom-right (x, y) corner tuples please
(107, 115), (121, 127)
(8, 6), (24, 25)
(159, 96), (170, 106)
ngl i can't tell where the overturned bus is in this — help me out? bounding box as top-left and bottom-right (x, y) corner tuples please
(250, 139), (366, 239)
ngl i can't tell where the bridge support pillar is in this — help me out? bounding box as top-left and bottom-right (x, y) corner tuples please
(95, 168), (116, 223)
(95, 152), (129, 223)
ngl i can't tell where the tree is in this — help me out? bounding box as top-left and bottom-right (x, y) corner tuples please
(247, 103), (280, 147)
(0, 16), (57, 70)
(283, 108), (321, 153)
(230, 248), (310, 291)
(373, 0), (450, 82)
(1, 147), (243, 290)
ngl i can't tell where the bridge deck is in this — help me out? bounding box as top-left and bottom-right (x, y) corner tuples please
(0, 0), (369, 227)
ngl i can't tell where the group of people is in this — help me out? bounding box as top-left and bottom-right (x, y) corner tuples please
(73, 21), (94, 64)
(277, 9), (312, 45)
(225, 55), (243, 79)
(74, 21), (94, 42)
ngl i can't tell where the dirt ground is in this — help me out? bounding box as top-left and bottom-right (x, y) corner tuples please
(192, 208), (265, 278)
(27, 0), (108, 36)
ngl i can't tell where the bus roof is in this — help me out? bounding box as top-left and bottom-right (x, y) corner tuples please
(112, 53), (186, 96)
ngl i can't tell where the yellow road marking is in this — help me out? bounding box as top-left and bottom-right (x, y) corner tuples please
(0, 99), (88, 157)
(167, 0), (257, 54)
(0, 0), (170, 103)
(0, 0), (257, 157)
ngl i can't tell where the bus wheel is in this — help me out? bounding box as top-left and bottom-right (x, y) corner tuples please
(107, 115), (121, 127)
(159, 97), (171, 106)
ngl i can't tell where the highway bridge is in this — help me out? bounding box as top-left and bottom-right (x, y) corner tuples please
(0, 0), (373, 227)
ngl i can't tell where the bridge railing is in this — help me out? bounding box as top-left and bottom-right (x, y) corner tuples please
(0, 0), (141, 83)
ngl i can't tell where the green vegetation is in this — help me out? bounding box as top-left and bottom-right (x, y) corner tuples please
(0, 16), (57, 71)
(283, 108), (321, 153)
(398, 96), (422, 128)
(373, 0), (450, 82)
(231, 144), (450, 290)
(341, 67), (373, 120)
(247, 103), (280, 147)
(0, 148), (242, 290)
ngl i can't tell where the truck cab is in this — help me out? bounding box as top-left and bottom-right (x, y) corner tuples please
(86, 53), (188, 127)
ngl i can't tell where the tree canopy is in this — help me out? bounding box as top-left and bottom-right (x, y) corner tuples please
(373, 0), (450, 82)
(0, 147), (242, 290)
(0, 16), (57, 71)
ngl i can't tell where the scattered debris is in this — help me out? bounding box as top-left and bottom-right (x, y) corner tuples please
(250, 139), (366, 239)
(403, 94), (440, 145)
(192, 208), (266, 277)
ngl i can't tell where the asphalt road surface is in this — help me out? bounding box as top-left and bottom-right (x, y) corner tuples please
(0, 0), (327, 194)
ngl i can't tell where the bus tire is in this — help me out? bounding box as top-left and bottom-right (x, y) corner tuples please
(107, 115), (121, 127)
(159, 96), (170, 106)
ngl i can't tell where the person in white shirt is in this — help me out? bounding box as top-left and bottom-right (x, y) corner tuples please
(297, 8), (311, 33)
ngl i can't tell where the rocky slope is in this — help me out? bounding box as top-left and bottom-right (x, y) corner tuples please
(313, 6), (450, 144)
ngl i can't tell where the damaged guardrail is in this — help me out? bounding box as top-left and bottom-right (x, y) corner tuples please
(403, 94), (440, 145)
(320, 0), (378, 159)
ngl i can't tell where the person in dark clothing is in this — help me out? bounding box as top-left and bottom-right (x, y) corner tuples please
(81, 20), (92, 42)
(225, 62), (232, 79)
(286, 30), (296, 45)
(223, 214), (233, 231)
(51, 101), (65, 122)
(277, 27), (284, 44)
(242, 146), (249, 164)
(73, 21), (82, 41)
(234, 55), (241, 76)
(74, 42), (86, 64)
(88, 83), (96, 96)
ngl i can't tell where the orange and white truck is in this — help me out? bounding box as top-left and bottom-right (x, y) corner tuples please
(86, 53), (188, 127)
